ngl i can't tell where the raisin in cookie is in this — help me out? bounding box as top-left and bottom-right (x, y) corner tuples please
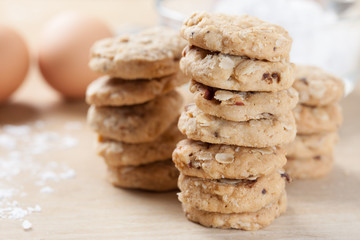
(86, 71), (188, 106)
(190, 80), (298, 121)
(181, 46), (295, 91)
(97, 120), (183, 167)
(294, 65), (344, 107)
(285, 155), (333, 179)
(89, 27), (186, 79)
(181, 12), (292, 61)
(178, 104), (296, 148)
(108, 160), (179, 191)
(294, 103), (342, 135)
(178, 171), (285, 213)
(88, 90), (182, 143)
(285, 132), (338, 158)
(173, 139), (286, 179)
(183, 191), (287, 230)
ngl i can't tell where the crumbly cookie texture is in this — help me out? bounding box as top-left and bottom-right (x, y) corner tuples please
(89, 27), (186, 79)
(181, 46), (295, 91)
(285, 155), (333, 179)
(178, 104), (296, 148)
(183, 191), (287, 230)
(88, 90), (182, 143)
(86, 71), (188, 107)
(285, 132), (338, 158)
(294, 103), (342, 135)
(98, 120), (183, 167)
(181, 12), (292, 61)
(173, 139), (286, 179)
(178, 171), (285, 214)
(190, 80), (298, 121)
(294, 65), (344, 107)
(107, 160), (179, 192)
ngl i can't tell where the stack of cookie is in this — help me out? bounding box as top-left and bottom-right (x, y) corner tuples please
(285, 65), (344, 179)
(173, 12), (298, 230)
(86, 27), (188, 191)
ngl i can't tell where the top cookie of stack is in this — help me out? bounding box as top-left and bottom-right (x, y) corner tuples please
(86, 27), (188, 192)
(174, 12), (297, 231)
(179, 11), (297, 147)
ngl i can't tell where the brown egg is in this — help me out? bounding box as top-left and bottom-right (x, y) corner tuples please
(0, 25), (30, 103)
(38, 12), (113, 99)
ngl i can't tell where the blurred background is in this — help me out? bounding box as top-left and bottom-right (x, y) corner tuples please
(0, 0), (359, 105)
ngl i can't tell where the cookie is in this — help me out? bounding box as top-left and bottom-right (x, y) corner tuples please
(190, 80), (298, 121)
(181, 46), (295, 91)
(294, 65), (344, 107)
(86, 71), (188, 107)
(89, 27), (186, 79)
(107, 160), (179, 191)
(173, 139), (286, 179)
(181, 12), (292, 61)
(178, 171), (285, 213)
(178, 104), (296, 148)
(97, 120), (183, 167)
(294, 103), (342, 135)
(183, 191), (287, 230)
(285, 155), (333, 179)
(87, 90), (182, 143)
(285, 132), (338, 158)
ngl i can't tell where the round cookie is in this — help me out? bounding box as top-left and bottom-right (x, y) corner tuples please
(181, 46), (295, 91)
(178, 104), (296, 148)
(88, 90), (183, 143)
(183, 191), (287, 230)
(86, 71), (188, 106)
(190, 80), (298, 121)
(107, 160), (179, 192)
(294, 65), (344, 106)
(89, 27), (186, 79)
(181, 12), (292, 62)
(173, 139), (286, 179)
(285, 132), (338, 158)
(285, 155), (333, 179)
(98, 120), (183, 167)
(294, 103), (342, 135)
(178, 171), (285, 213)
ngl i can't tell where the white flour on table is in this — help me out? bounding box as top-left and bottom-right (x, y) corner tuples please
(0, 121), (80, 231)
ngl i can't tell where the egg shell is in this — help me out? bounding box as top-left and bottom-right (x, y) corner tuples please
(38, 12), (113, 99)
(0, 25), (30, 103)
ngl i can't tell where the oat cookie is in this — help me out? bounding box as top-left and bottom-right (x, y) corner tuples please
(285, 155), (333, 179)
(183, 191), (287, 230)
(173, 139), (286, 179)
(88, 90), (182, 143)
(181, 12), (292, 61)
(178, 171), (285, 213)
(181, 46), (295, 91)
(294, 65), (344, 107)
(191, 80), (298, 121)
(89, 27), (186, 79)
(178, 104), (296, 148)
(285, 132), (338, 158)
(294, 103), (342, 135)
(97, 120), (183, 167)
(86, 71), (188, 106)
(108, 160), (179, 191)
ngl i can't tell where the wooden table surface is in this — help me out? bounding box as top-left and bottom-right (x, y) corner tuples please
(1, 1), (360, 239)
